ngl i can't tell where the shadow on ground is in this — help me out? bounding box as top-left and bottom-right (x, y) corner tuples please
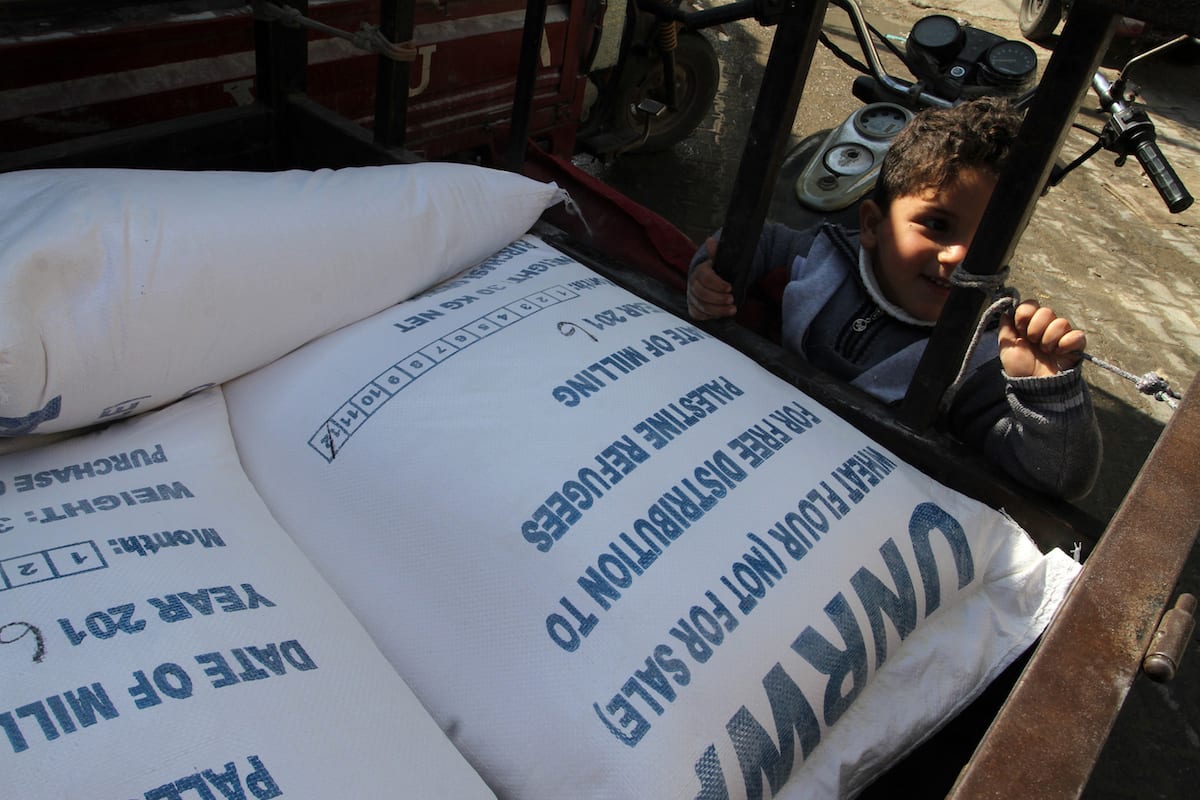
(1084, 385), (1168, 522)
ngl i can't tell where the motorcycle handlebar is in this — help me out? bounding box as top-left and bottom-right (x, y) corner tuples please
(1093, 73), (1194, 214)
(829, 0), (953, 109)
(845, 8), (1192, 215)
(664, 0), (1193, 213)
(1135, 137), (1194, 213)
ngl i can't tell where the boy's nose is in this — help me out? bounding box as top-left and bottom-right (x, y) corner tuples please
(939, 242), (968, 265)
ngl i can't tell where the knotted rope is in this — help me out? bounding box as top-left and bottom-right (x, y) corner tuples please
(945, 267), (1181, 409)
(944, 266), (1016, 406)
(253, 1), (417, 61)
(1080, 352), (1182, 408)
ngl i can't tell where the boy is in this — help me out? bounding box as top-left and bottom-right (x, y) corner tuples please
(687, 97), (1100, 498)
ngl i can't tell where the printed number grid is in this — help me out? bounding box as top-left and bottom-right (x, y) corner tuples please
(0, 541), (108, 592)
(309, 284), (580, 462)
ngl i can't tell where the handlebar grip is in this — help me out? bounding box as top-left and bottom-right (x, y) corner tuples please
(1135, 139), (1194, 213)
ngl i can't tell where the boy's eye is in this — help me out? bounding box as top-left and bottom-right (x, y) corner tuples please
(921, 217), (950, 233)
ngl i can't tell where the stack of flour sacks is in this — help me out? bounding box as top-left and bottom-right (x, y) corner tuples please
(0, 164), (1077, 800)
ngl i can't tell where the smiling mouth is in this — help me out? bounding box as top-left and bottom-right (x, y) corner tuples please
(922, 274), (953, 290)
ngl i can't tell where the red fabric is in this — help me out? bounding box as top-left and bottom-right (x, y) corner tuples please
(519, 143), (785, 344)
(521, 143), (696, 292)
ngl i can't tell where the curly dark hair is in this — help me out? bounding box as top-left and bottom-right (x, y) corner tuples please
(871, 96), (1024, 208)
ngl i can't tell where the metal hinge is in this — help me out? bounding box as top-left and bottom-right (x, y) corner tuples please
(1143, 593), (1197, 683)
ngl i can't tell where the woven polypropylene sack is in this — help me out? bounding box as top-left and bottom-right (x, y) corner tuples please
(224, 235), (1078, 799)
(0, 388), (495, 798)
(0, 164), (562, 436)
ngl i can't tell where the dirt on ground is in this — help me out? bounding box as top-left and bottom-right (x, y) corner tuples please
(583, 1), (1200, 796)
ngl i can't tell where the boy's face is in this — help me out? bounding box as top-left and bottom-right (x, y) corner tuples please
(858, 168), (997, 323)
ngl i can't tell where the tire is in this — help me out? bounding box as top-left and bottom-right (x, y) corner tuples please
(610, 30), (720, 154)
(1019, 0), (1063, 45)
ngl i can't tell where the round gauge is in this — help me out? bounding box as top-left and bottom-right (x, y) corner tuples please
(984, 40), (1038, 81)
(823, 143), (874, 177)
(908, 15), (965, 61)
(853, 104), (912, 139)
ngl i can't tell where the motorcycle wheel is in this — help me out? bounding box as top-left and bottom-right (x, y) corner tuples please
(1019, 0), (1063, 44)
(610, 30), (720, 154)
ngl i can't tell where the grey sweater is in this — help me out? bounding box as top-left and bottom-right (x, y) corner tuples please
(693, 222), (1101, 498)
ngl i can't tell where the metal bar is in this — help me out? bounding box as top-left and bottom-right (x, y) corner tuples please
(0, 105), (273, 173)
(898, 9), (1117, 429)
(506, 0), (550, 171)
(949, 369), (1200, 799)
(634, 0), (765, 29)
(374, 0), (413, 147)
(711, 0), (830, 303)
(254, 0), (308, 109)
(287, 94), (421, 168)
(254, 0), (308, 165)
(0, 0), (237, 23)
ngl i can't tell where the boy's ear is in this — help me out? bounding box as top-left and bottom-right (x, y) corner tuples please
(859, 198), (883, 248)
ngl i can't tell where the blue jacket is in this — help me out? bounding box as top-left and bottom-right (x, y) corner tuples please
(693, 222), (1101, 498)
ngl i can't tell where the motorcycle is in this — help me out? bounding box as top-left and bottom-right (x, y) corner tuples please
(577, 0), (723, 155)
(767, 0), (1193, 227)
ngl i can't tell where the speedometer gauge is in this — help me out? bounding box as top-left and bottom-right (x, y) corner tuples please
(982, 40), (1038, 86)
(852, 103), (913, 140)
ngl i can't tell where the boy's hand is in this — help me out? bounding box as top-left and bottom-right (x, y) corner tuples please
(999, 299), (1087, 378)
(687, 237), (737, 320)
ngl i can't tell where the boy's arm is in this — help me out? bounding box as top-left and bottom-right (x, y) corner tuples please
(997, 370), (1100, 499)
(687, 222), (821, 320)
(947, 301), (1102, 499)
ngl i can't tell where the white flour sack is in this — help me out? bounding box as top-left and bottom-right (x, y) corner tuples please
(0, 164), (562, 436)
(0, 389), (495, 799)
(223, 236), (1080, 799)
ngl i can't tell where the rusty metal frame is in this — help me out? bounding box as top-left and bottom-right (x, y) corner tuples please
(0, 0), (1196, 794)
(951, 370), (1200, 795)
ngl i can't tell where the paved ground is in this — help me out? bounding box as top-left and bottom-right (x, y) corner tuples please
(581, 1), (1200, 796)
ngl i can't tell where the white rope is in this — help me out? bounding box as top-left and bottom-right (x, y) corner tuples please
(253, 1), (418, 61)
(942, 267), (1017, 407)
(943, 266), (1181, 410)
(1081, 352), (1181, 408)
(558, 190), (595, 238)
